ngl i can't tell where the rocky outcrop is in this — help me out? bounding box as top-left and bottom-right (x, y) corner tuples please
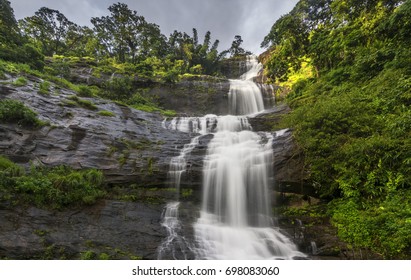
(270, 129), (311, 195)
(0, 200), (165, 259)
(0, 77), (191, 187)
(219, 56), (250, 79)
(144, 76), (230, 116)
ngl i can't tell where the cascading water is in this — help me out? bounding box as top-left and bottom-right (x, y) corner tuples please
(157, 137), (199, 259)
(228, 56), (265, 115)
(193, 118), (303, 259)
(159, 55), (304, 260)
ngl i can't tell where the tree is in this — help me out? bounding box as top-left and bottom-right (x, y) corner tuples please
(192, 28), (199, 47)
(0, 0), (44, 69)
(20, 7), (77, 56)
(91, 3), (146, 63)
(138, 22), (168, 58)
(166, 29), (227, 75)
(0, 0), (21, 45)
(229, 35), (251, 57)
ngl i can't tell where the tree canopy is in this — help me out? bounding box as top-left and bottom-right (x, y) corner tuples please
(2, 2), (251, 77)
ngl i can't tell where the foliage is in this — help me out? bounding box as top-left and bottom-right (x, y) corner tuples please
(101, 76), (133, 100)
(98, 110), (115, 117)
(0, 0), (21, 45)
(19, 7), (80, 56)
(12, 76), (28, 87)
(0, 99), (44, 127)
(126, 92), (176, 116)
(0, 158), (106, 209)
(76, 85), (96, 97)
(330, 191), (411, 259)
(228, 35), (251, 57)
(38, 81), (51, 95)
(67, 95), (98, 110)
(264, 0), (411, 258)
(1, 0), (256, 83)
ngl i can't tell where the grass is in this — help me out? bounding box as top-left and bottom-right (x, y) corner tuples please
(98, 110), (115, 117)
(12, 76), (28, 87)
(38, 81), (51, 95)
(0, 99), (44, 127)
(67, 95), (98, 110)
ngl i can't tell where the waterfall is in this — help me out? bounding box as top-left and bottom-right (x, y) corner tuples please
(159, 55), (304, 260)
(157, 136), (200, 259)
(193, 120), (303, 259)
(228, 56), (265, 115)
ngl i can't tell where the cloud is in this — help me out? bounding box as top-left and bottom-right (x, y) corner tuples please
(8, 0), (298, 55)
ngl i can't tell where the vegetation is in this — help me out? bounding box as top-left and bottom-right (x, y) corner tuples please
(38, 81), (51, 95)
(67, 95), (98, 110)
(0, 99), (44, 127)
(0, 0), (251, 119)
(262, 0), (411, 258)
(7, 1), (249, 78)
(98, 110), (116, 117)
(0, 156), (106, 209)
(12, 76), (28, 87)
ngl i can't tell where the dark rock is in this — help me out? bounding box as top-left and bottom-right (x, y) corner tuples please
(145, 76), (230, 116)
(274, 196), (382, 260)
(0, 200), (165, 259)
(219, 57), (250, 79)
(248, 104), (291, 131)
(0, 79), (192, 187)
(270, 129), (310, 194)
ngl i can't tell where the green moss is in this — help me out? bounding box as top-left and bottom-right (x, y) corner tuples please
(38, 81), (51, 95)
(181, 188), (193, 198)
(66, 95), (98, 110)
(98, 110), (115, 117)
(118, 152), (129, 167)
(80, 251), (96, 260)
(76, 85), (94, 97)
(13, 76), (28, 87)
(98, 253), (110, 260)
(106, 146), (118, 157)
(0, 99), (44, 127)
(77, 98), (98, 110)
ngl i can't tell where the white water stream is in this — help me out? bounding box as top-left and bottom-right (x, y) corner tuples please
(159, 56), (304, 259)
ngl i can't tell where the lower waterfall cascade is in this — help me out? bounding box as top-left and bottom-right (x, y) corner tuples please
(158, 56), (305, 260)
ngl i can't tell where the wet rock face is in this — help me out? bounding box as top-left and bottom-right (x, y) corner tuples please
(0, 201), (165, 259)
(219, 57), (250, 79)
(0, 81), (191, 187)
(145, 77), (231, 116)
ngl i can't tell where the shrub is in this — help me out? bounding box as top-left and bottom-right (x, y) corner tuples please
(0, 99), (43, 127)
(0, 44), (44, 70)
(67, 95), (98, 110)
(330, 191), (411, 259)
(76, 85), (94, 97)
(98, 110), (115, 117)
(2, 164), (106, 209)
(13, 76), (28, 87)
(38, 81), (51, 95)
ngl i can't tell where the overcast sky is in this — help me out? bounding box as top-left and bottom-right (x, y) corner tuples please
(8, 0), (298, 55)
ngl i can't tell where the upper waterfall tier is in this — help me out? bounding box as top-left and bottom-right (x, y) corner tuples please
(228, 56), (265, 115)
